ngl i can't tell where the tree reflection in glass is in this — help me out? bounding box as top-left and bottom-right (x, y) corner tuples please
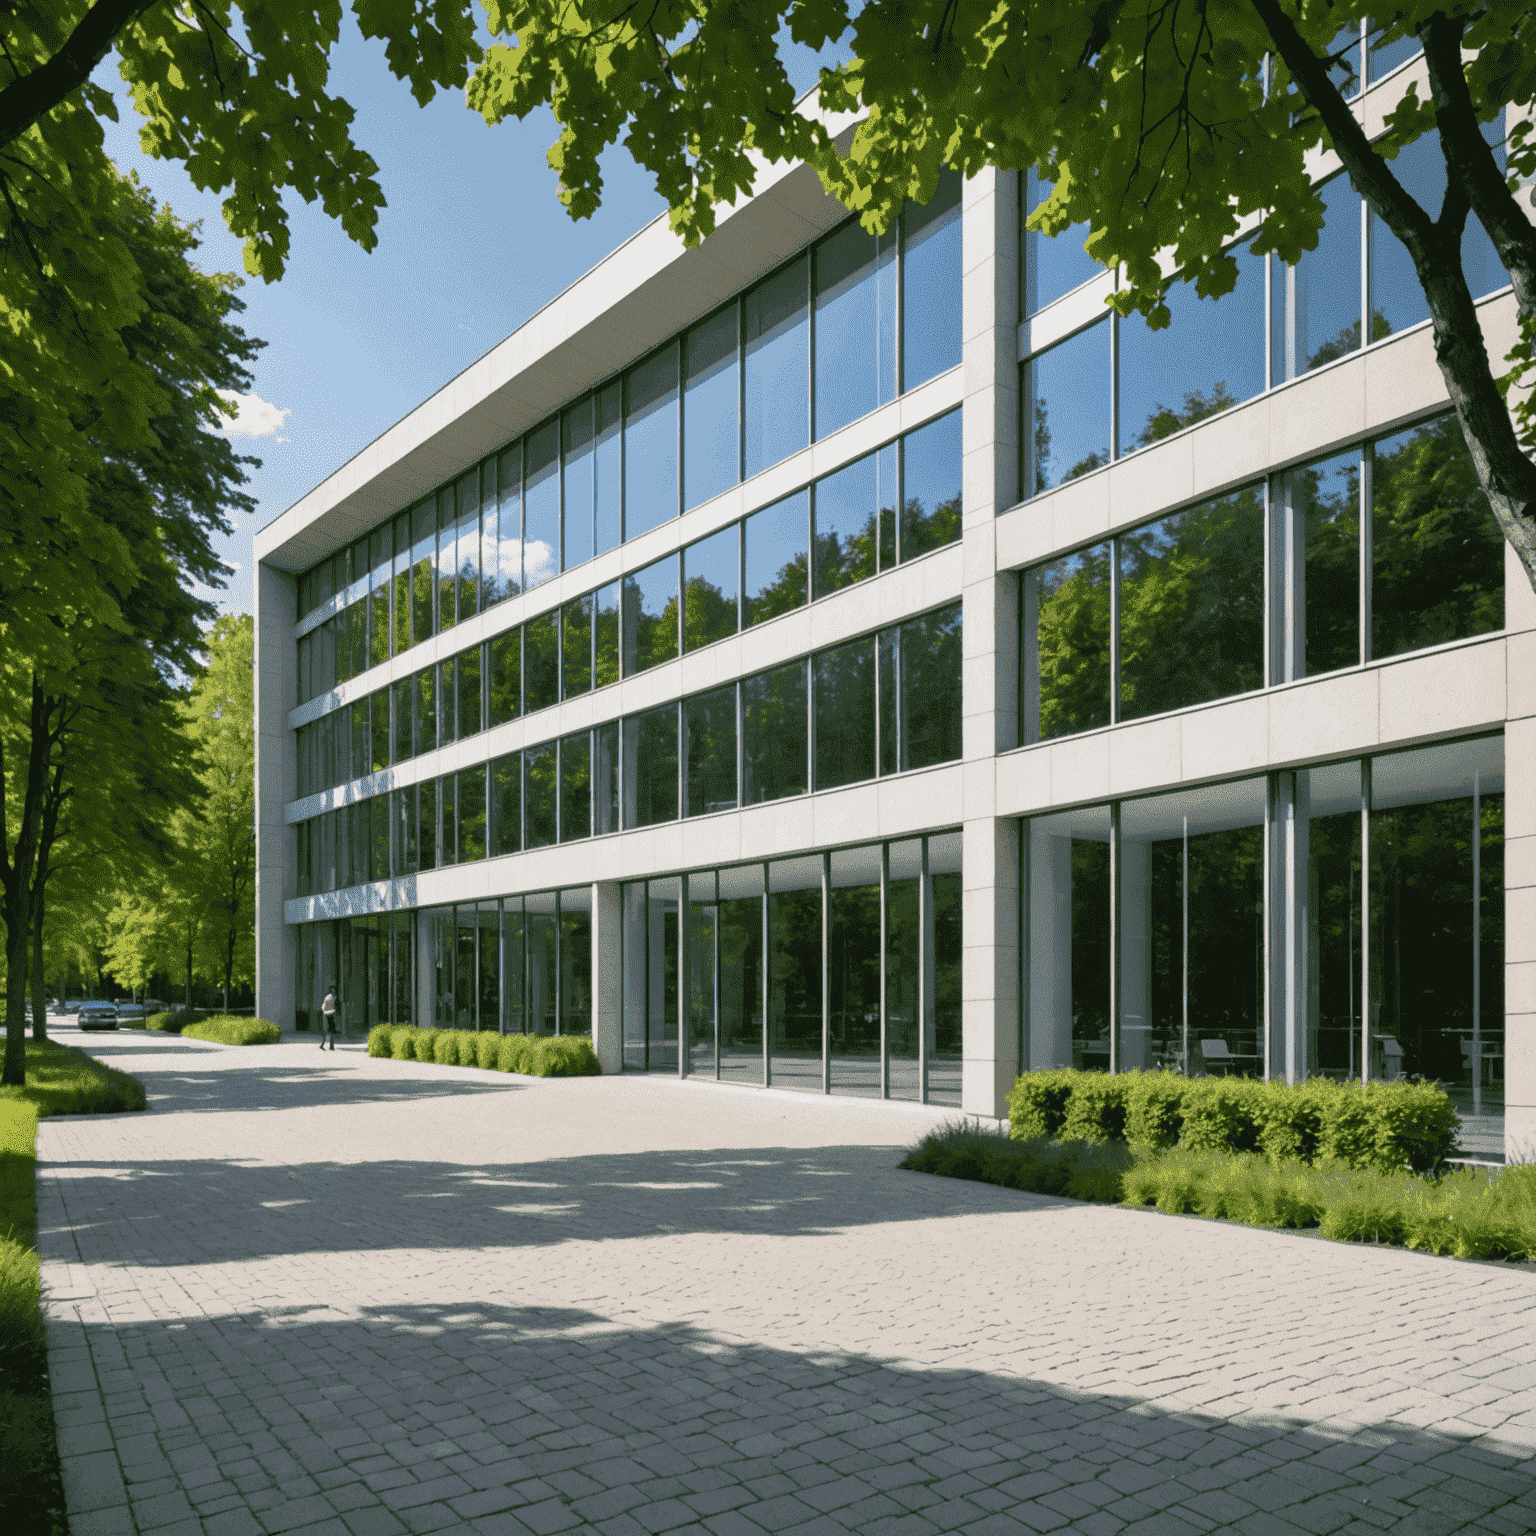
(717, 863), (764, 1085)
(1295, 448), (1360, 676)
(1023, 541), (1111, 742)
(829, 845), (882, 1098)
(769, 855), (823, 1092)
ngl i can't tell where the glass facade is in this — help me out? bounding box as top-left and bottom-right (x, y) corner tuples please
(622, 831), (962, 1104)
(1023, 737), (1504, 1112)
(1022, 411), (1503, 744)
(296, 602), (962, 896)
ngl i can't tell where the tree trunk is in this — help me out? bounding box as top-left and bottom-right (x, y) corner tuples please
(0, 680), (53, 1086)
(30, 880), (48, 1043)
(185, 936), (193, 1012)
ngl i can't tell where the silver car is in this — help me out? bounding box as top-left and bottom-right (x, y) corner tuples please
(77, 1001), (119, 1031)
(115, 1002), (146, 1025)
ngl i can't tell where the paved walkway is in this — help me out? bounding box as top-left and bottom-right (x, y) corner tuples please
(37, 1026), (1536, 1536)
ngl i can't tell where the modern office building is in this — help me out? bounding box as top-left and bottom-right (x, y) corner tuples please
(254, 47), (1532, 1159)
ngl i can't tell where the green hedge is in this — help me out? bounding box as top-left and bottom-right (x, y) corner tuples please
(0, 1039), (146, 1117)
(366, 1024), (601, 1078)
(904, 1124), (1536, 1263)
(182, 1016), (280, 1046)
(1007, 1068), (1459, 1173)
(146, 1008), (198, 1033)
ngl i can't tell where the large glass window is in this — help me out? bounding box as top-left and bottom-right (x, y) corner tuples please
(595, 581), (620, 687)
(1117, 240), (1266, 455)
(743, 660), (807, 804)
(523, 420), (561, 590)
(902, 170), (963, 388)
(684, 686), (737, 817)
(413, 667), (437, 755)
(814, 638), (876, 790)
(886, 839), (921, 1100)
(488, 628), (521, 727)
(1295, 447), (1362, 677)
(560, 731), (591, 844)
(626, 703), (679, 828)
(478, 460), (501, 611)
(881, 604), (963, 773)
(684, 307), (739, 511)
(455, 469), (480, 622)
(683, 526), (739, 651)
(562, 593), (593, 699)
(527, 891), (558, 1036)
(1370, 415), (1504, 659)
(899, 409), (961, 564)
(768, 855), (823, 1092)
(563, 398), (596, 571)
(458, 646), (481, 738)
(1022, 165), (1100, 317)
(743, 491), (808, 627)
(437, 488), (458, 632)
(625, 344), (679, 538)
(490, 752), (520, 857)
(1023, 319), (1110, 496)
(596, 381), (622, 557)
(828, 845), (881, 1098)
(495, 444), (523, 601)
(812, 451), (883, 598)
(744, 257), (809, 478)
(1022, 541), (1112, 743)
(930, 830), (963, 1106)
(1118, 486), (1265, 721)
(717, 862), (764, 1085)
(814, 220), (896, 440)
(525, 742), (557, 849)
(623, 554), (679, 675)
(410, 499), (435, 647)
(1275, 172), (1362, 379)
(594, 720), (620, 835)
(524, 611), (559, 714)
(460, 765), (489, 862)
(559, 888), (592, 1037)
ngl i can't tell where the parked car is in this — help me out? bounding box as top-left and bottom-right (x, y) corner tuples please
(115, 1003), (146, 1025)
(63, 998), (84, 1014)
(77, 1001), (119, 1031)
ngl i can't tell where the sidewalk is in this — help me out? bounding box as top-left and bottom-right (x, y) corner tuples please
(36, 1026), (1536, 1536)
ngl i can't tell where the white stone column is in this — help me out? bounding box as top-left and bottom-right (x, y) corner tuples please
(254, 561), (296, 1030)
(592, 881), (623, 1073)
(1504, 547), (1536, 1161)
(960, 166), (1021, 1119)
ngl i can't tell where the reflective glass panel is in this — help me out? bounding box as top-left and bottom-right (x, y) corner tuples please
(686, 871), (718, 1078)
(479, 458), (500, 610)
(623, 554), (679, 675)
(439, 657), (457, 745)
(525, 742), (557, 849)
(458, 645), (481, 738)
(418, 778), (437, 870)
(502, 896), (525, 1034)
(560, 731), (591, 843)
(626, 703), (678, 829)
(523, 612), (559, 714)
(370, 688), (389, 772)
(1296, 448), (1361, 677)
(527, 891), (558, 1036)
(644, 876), (680, 1072)
(1276, 173), (1362, 378)
(814, 220), (896, 439)
(594, 721), (619, 835)
(683, 525), (739, 651)
(488, 628), (520, 726)
(684, 306), (739, 511)
(596, 381), (622, 556)
(718, 863), (764, 1085)
(459, 764), (486, 862)
(744, 257), (809, 477)
(490, 752), (521, 857)
(437, 488), (457, 631)
(456, 469), (479, 621)
(1118, 485), (1265, 721)
(685, 684), (737, 817)
(1371, 415), (1503, 659)
(814, 637), (876, 790)
(768, 855), (822, 1092)
(496, 444), (523, 600)
(563, 397), (595, 570)
(523, 420), (560, 590)
(595, 581), (620, 687)
(559, 888), (592, 1036)
(1024, 319), (1110, 496)
(902, 169), (963, 388)
(886, 839), (921, 1101)
(1367, 20), (1421, 82)
(743, 490), (808, 627)
(813, 452), (879, 598)
(882, 603), (962, 772)
(411, 500), (434, 645)
(829, 845), (882, 1098)
(1022, 542), (1112, 742)
(625, 343), (680, 538)
(392, 512), (411, 654)
(414, 666), (437, 755)
(562, 593), (593, 699)
(1118, 240), (1265, 456)
(1023, 166), (1100, 316)
(743, 661), (807, 804)
(931, 833), (963, 1105)
(478, 901), (499, 1030)
(1299, 760), (1364, 1080)
(900, 409), (961, 563)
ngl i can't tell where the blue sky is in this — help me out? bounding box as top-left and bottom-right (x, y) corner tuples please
(98, 21), (843, 617)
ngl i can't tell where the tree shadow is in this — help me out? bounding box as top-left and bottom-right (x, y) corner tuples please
(44, 1297), (1536, 1536)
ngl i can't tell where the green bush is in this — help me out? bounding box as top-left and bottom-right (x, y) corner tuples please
(431, 1030), (458, 1065)
(1005, 1069), (1077, 1139)
(455, 1030), (479, 1067)
(412, 1028), (441, 1063)
(475, 1032), (500, 1070)
(372, 1025), (603, 1078)
(533, 1036), (601, 1077)
(497, 1033), (534, 1074)
(389, 1026), (416, 1060)
(367, 1024), (393, 1057)
(146, 1008), (197, 1033)
(181, 1016), (280, 1046)
(910, 1121), (1536, 1263)
(0, 1039), (146, 1116)
(1008, 1069), (1458, 1173)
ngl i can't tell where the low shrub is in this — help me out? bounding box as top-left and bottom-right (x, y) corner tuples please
(0, 1039), (146, 1116)
(1008, 1069), (1458, 1173)
(373, 1025), (603, 1078)
(147, 1008), (197, 1033)
(910, 1122), (1536, 1263)
(181, 1016), (280, 1046)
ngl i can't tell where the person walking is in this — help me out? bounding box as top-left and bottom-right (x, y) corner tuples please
(320, 988), (338, 1050)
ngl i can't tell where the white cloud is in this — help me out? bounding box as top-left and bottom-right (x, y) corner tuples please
(216, 389), (291, 440)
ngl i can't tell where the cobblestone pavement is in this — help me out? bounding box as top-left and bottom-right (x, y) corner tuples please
(37, 1027), (1536, 1536)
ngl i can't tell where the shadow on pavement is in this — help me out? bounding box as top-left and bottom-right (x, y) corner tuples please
(46, 1298), (1536, 1535)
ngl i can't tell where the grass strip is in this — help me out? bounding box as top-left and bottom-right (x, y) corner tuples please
(0, 1037), (147, 1117)
(0, 1099), (68, 1534)
(904, 1123), (1536, 1263)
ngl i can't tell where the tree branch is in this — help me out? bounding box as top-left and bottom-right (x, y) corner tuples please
(0, 0), (163, 151)
(1420, 12), (1536, 321)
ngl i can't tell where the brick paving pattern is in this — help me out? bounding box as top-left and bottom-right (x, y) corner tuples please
(36, 1027), (1536, 1536)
